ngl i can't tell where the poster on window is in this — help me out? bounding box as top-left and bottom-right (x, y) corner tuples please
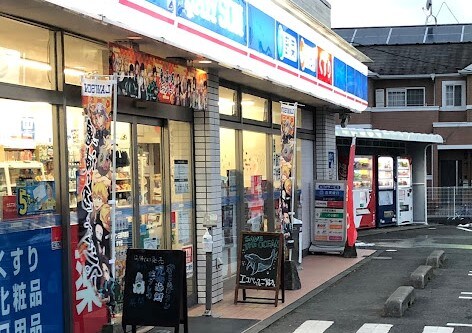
(279, 102), (296, 242)
(74, 75), (117, 328)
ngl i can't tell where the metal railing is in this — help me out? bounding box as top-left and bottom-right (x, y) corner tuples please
(427, 187), (472, 221)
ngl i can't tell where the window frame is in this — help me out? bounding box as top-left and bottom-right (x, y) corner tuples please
(441, 80), (466, 111)
(386, 87), (425, 107)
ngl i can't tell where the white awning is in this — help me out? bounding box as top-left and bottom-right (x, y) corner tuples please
(335, 126), (443, 144)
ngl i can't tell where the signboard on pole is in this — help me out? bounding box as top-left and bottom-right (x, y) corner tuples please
(309, 181), (347, 253)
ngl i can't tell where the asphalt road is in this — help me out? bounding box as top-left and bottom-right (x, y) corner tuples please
(259, 224), (472, 333)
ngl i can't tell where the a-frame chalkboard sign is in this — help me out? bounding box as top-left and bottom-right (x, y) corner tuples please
(234, 232), (284, 306)
(122, 249), (188, 333)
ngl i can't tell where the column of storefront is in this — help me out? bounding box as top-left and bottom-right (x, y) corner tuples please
(315, 110), (337, 180)
(194, 71), (224, 304)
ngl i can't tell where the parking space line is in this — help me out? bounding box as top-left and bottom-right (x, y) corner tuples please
(422, 326), (454, 332)
(293, 320), (334, 333)
(356, 323), (393, 332)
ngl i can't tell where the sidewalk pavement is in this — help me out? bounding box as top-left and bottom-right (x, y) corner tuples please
(141, 224), (432, 333)
(144, 249), (376, 333)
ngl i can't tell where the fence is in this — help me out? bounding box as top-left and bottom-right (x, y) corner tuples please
(427, 187), (472, 221)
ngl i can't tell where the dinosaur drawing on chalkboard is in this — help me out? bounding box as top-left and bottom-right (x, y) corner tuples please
(244, 249), (277, 275)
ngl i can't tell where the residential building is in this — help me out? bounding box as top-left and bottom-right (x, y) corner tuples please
(334, 24), (472, 187)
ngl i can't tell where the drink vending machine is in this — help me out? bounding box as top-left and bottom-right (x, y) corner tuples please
(396, 157), (413, 225)
(376, 156), (396, 227)
(353, 156), (376, 229)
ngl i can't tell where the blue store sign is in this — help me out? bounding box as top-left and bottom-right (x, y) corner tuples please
(177, 0), (247, 46)
(276, 22), (299, 70)
(145, 0), (175, 12)
(0, 227), (63, 332)
(247, 4), (275, 57)
(299, 36), (317, 77)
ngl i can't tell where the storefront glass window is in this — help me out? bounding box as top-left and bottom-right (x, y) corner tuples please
(0, 99), (63, 332)
(168, 121), (195, 294)
(242, 93), (268, 122)
(219, 86), (237, 116)
(243, 131), (268, 231)
(0, 17), (52, 89)
(220, 128), (239, 279)
(64, 35), (108, 86)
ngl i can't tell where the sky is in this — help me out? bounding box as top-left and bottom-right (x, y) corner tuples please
(329, 0), (472, 28)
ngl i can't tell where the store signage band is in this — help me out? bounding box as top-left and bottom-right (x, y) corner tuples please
(42, 0), (368, 111)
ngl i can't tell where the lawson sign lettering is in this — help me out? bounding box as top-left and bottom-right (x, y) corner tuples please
(177, 0), (247, 46)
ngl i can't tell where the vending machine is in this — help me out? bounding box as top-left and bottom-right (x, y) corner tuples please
(353, 156), (376, 229)
(396, 157), (413, 225)
(376, 156), (396, 227)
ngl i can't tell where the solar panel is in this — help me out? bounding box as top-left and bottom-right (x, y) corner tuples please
(463, 25), (472, 42)
(351, 27), (390, 45)
(388, 26), (426, 44)
(424, 25), (462, 43)
(334, 29), (355, 43)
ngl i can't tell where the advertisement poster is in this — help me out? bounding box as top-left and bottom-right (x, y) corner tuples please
(74, 76), (116, 329)
(279, 102), (296, 241)
(312, 181), (346, 246)
(109, 43), (208, 110)
(17, 181), (56, 216)
(174, 159), (189, 194)
(0, 227), (63, 332)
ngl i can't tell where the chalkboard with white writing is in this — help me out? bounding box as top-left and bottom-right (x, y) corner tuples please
(122, 249), (188, 333)
(234, 232), (284, 306)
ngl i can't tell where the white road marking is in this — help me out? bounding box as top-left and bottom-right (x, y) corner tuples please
(422, 326), (454, 333)
(456, 226), (472, 232)
(460, 292), (472, 295)
(356, 323), (393, 333)
(293, 320), (334, 333)
(458, 296), (472, 299)
(447, 323), (472, 327)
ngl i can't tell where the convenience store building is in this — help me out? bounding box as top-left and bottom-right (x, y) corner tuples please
(0, 0), (368, 331)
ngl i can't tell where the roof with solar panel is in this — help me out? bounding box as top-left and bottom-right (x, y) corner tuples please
(334, 24), (472, 75)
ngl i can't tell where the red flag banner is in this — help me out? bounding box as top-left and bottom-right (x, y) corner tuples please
(346, 136), (358, 247)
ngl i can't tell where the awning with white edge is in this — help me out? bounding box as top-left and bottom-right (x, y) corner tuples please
(335, 126), (443, 144)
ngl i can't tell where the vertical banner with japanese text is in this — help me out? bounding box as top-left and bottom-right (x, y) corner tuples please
(74, 76), (117, 331)
(279, 102), (297, 246)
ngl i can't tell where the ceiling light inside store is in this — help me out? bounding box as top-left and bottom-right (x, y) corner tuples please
(127, 36), (143, 40)
(218, 98), (235, 107)
(241, 100), (255, 106)
(64, 68), (87, 77)
(198, 60), (212, 64)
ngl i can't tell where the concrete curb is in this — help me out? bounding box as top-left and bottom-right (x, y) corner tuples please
(241, 250), (384, 333)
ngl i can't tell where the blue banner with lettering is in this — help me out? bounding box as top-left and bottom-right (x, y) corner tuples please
(0, 227), (63, 332)
(145, 0), (175, 12)
(247, 4), (275, 57)
(299, 36), (317, 77)
(176, 0), (247, 46)
(334, 57), (347, 92)
(276, 22), (299, 70)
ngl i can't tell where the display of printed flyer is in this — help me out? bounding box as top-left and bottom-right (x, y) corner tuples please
(310, 181), (347, 251)
(17, 180), (56, 216)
